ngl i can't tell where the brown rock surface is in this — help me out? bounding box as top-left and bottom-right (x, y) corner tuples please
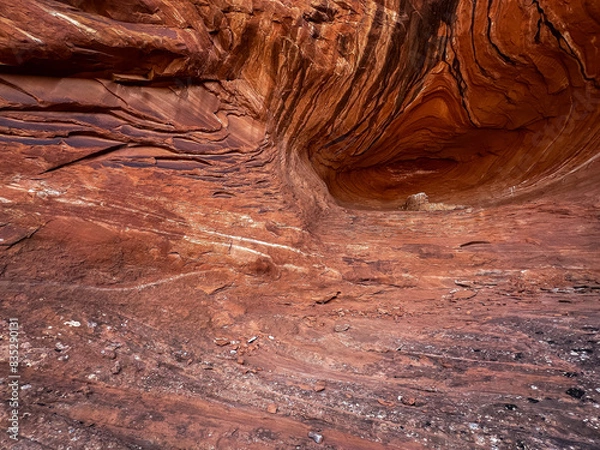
(1, 0), (599, 449)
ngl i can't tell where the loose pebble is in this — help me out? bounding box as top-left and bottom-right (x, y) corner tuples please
(308, 431), (323, 444)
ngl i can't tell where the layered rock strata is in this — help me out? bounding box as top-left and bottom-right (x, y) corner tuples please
(0, 1), (599, 449)
(1, 0), (599, 208)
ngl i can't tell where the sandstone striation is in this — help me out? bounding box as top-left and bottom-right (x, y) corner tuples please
(0, 1), (599, 449)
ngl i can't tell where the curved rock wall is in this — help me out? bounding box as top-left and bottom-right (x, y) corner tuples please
(263, 0), (600, 208)
(2, 0), (599, 209)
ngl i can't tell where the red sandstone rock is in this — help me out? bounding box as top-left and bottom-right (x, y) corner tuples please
(0, 1), (599, 449)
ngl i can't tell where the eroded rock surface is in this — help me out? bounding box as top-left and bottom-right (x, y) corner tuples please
(0, 1), (599, 449)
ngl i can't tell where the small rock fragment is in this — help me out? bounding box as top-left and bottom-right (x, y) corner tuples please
(101, 348), (117, 360)
(248, 336), (258, 344)
(451, 289), (478, 301)
(313, 382), (326, 392)
(308, 431), (323, 444)
(402, 192), (462, 211)
(214, 337), (230, 347)
(267, 403), (278, 414)
(172, 350), (190, 362)
(314, 291), (340, 304)
(334, 323), (350, 332)
(55, 342), (68, 352)
(403, 192), (429, 211)
(111, 361), (122, 375)
(401, 396), (417, 406)
(377, 398), (395, 407)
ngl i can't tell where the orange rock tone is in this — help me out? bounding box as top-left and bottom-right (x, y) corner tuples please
(0, 1), (599, 449)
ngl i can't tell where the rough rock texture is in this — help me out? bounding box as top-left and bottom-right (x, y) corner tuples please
(0, 0), (599, 449)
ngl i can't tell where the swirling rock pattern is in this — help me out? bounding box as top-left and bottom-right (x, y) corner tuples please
(0, 1), (599, 449)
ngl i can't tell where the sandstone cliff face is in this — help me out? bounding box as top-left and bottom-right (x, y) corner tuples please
(1, 1), (599, 449)
(2, 0), (599, 208)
